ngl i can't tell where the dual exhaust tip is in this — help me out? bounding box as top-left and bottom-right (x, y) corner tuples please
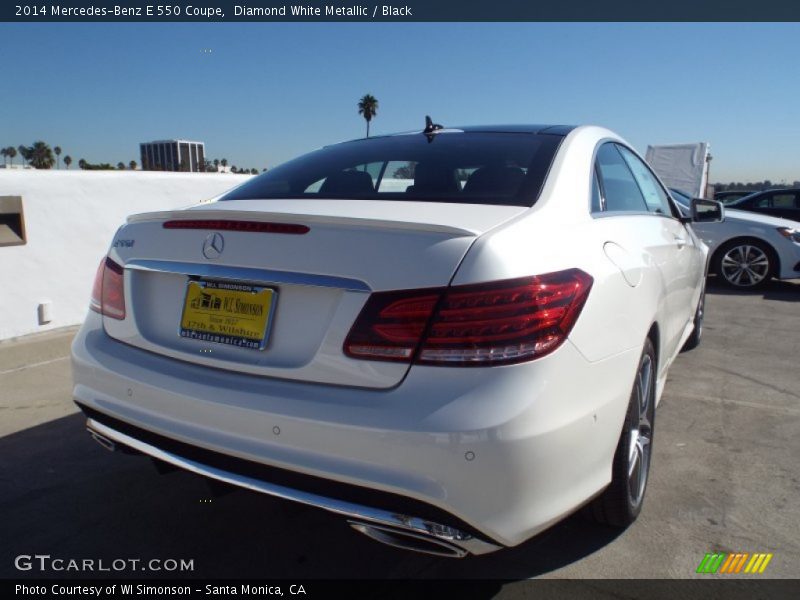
(347, 521), (468, 558)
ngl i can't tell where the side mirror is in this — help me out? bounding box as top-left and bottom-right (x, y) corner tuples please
(691, 198), (724, 223)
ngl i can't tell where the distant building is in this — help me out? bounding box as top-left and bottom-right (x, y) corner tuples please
(140, 139), (206, 172)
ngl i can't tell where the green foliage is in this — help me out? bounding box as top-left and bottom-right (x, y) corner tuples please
(28, 141), (56, 169)
(358, 94), (379, 137)
(713, 180), (800, 192)
(79, 160), (116, 170)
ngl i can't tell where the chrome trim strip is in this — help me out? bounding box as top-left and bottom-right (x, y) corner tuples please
(125, 259), (371, 292)
(85, 418), (503, 557)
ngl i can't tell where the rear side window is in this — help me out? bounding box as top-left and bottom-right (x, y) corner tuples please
(595, 143), (647, 212)
(770, 193), (798, 208)
(221, 132), (563, 207)
(616, 145), (674, 216)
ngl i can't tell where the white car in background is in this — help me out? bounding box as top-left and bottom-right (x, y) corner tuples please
(73, 123), (715, 557)
(670, 188), (800, 289)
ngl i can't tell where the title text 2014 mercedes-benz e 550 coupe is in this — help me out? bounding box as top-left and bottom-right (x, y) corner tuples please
(72, 123), (721, 557)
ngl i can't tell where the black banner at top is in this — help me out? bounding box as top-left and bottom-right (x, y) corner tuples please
(3, 0), (800, 22)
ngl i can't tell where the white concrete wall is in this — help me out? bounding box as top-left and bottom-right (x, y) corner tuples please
(0, 170), (251, 340)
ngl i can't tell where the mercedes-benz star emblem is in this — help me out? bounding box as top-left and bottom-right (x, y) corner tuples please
(202, 232), (224, 260)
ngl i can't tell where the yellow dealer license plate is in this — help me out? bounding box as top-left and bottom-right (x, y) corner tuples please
(179, 280), (276, 350)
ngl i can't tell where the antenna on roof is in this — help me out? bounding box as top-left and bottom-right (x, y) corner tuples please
(423, 115), (443, 142)
(424, 116), (443, 134)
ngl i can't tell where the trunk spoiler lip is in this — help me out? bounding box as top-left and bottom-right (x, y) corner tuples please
(126, 209), (481, 237)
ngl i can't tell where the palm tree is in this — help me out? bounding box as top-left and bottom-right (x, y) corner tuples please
(54, 146), (62, 169)
(18, 145), (30, 166)
(1, 148), (7, 166)
(357, 94), (379, 138)
(63, 155), (72, 169)
(220, 158), (228, 167)
(28, 141), (55, 169)
(117, 162), (125, 170)
(129, 160), (137, 170)
(8, 146), (17, 166)
(213, 158), (220, 170)
(78, 159), (87, 170)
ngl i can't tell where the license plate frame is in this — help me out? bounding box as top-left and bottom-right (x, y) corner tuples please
(178, 279), (277, 351)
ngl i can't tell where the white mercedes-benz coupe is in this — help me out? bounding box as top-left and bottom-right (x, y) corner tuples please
(72, 123), (719, 557)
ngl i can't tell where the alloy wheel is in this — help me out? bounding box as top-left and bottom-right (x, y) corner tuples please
(628, 353), (654, 508)
(720, 244), (770, 287)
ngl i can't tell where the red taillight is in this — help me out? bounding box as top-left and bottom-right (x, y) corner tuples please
(343, 269), (592, 366)
(90, 257), (126, 320)
(163, 220), (309, 234)
(344, 290), (442, 361)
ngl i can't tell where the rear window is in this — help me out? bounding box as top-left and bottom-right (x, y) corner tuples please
(221, 132), (563, 207)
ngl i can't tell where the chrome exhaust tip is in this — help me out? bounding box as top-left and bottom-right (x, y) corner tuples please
(348, 520), (468, 558)
(87, 428), (116, 452)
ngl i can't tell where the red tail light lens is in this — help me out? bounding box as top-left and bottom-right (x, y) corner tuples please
(343, 269), (592, 366)
(344, 290), (442, 361)
(90, 257), (126, 320)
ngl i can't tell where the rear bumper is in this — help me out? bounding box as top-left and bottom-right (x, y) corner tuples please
(83, 412), (496, 557)
(72, 311), (639, 548)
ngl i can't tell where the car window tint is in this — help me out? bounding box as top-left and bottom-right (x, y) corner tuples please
(755, 196), (772, 208)
(221, 132), (563, 207)
(771, 193), (795, 209)
(595, 143), (647, 212)
(617, 145), (673, 215)
(377, 161), (417, 192)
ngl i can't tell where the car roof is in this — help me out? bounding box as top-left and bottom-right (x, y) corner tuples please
(332, 124), (578, 146)
(446, 124), (577, 135)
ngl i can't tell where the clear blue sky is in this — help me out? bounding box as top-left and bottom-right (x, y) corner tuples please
(1, 22), (797, 183)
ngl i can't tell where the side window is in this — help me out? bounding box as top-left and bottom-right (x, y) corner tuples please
(771, 193), (795, 209)
(595, 143), (647, 213)
(616, 145), (673, 216)
(755, 195), (772, 208)
(591, 168), (602, 212)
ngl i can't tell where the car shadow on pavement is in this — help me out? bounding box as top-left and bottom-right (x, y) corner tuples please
(705, 276), (800, 301)
(0, 413), (623, 583)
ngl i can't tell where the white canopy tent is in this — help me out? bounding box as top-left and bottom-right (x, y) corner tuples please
(645, 143), (711, 199)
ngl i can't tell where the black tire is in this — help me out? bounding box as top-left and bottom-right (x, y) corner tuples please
(681, 289), (704, 352)
(588, 338), (656, 527)
(714, 239), (775, 289)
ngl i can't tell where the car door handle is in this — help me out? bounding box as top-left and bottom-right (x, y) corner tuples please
(674, 235), (687, 249)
